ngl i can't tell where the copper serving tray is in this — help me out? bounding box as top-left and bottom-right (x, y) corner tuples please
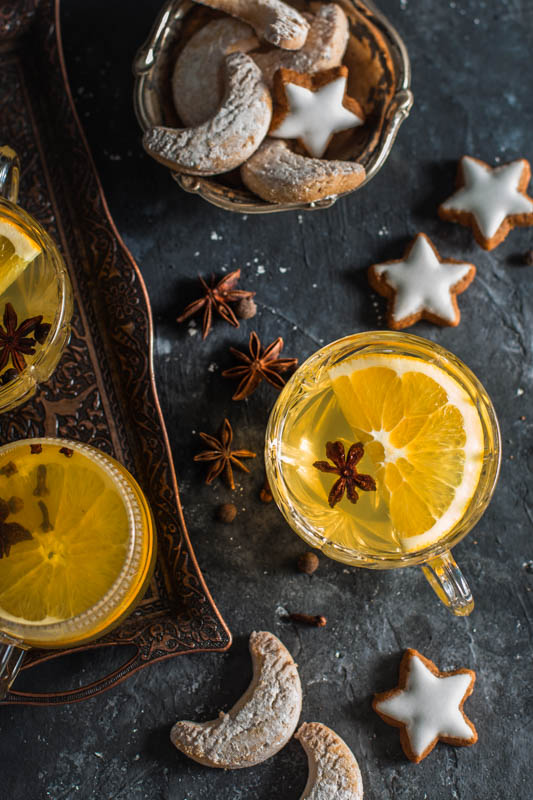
(0, 0), (231, 706)
(133, 0), (413, 213)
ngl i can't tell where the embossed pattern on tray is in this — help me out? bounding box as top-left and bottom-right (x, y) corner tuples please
(0, 0), (231, 706)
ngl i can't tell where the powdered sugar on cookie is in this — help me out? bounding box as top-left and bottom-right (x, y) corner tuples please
(373, 649), (477, 763)
(191, 0), (310, 50)
(253, 4), (349, 88)
(144, 53), (272, 175)
(172, 19), (258, 126)
(241, 139), (365, 203)
(295, 722), (364, 799)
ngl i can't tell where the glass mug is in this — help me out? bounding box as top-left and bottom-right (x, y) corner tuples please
(0, 438), (157, 698)
(0, 145), (73, 412)
(265, 331), (501, 616)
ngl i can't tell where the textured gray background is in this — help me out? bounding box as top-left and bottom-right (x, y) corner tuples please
(2, 0), (533, 797)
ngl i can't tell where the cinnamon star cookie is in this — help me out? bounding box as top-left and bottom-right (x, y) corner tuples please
(373, 649), (477, 763)
(269, 66), (364, 158)
(368, 233), (476, 329)
(439, 156), (533, 250)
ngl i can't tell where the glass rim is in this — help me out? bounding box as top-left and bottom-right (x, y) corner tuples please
(0, 437), (144, 638)
(265, 330), (502, 568)
(0, 199), (73, 409)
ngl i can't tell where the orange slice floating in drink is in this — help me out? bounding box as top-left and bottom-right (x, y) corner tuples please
(329, 355), (484, 552)
(0, 217), (41, 298)
(0, 456), (129, 624)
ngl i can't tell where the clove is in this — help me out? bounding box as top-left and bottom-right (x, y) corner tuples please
(284, 612), (327, 627)
(38, 500), (53, 532)
(33, 464), (49, 497)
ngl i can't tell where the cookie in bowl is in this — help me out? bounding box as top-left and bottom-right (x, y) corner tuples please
(134, 0), (413, 212)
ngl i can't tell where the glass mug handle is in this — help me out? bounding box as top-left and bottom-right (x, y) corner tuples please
(421, 550), (474, 616)
(0, 145), (20, 204)
(0, 636), (28, 700)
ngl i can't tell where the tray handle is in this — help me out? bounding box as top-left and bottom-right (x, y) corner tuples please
(2, 645), (144, 706)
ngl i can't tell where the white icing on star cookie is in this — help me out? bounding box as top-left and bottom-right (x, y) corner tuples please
(270, 67), (364, 158)
(373, 649), (477, 763)
(368, 233), (476, 329)
(439, 156), (533, 250)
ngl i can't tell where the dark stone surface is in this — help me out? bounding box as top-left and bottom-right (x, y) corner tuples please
(2, 0), (533, 797)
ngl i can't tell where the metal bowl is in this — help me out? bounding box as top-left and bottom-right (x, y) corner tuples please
(133, 0), (413, 214)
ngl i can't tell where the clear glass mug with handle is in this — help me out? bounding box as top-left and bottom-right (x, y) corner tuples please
(265, 331), (501, 616)
(0, 438), (157, 699)
(0, 145), (73, 412)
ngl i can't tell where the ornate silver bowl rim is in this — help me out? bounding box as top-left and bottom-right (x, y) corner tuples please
(133, 0), (413, 214)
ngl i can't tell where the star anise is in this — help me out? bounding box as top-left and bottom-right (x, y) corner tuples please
(222, 331), (298, 401)
(177, 270), (255, 339)
(194, 418), (256, 490)
(0, 302), (42, 373)
(0, 496), (32, 558)
(313, 441), (376, 508)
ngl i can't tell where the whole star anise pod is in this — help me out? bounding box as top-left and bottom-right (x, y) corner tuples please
(0, 496), (32, 558)
(222, 331), (298, 401)
(177, 270), (255, 339)
(313, 441), (376, 508)
(194, 418), (256, 490)
(0, 302), (42, 373)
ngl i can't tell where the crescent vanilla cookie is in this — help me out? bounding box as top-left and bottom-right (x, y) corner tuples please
(144, 53), (271, 176)
(241, 139), (365, 203)
(439, 155), (533, 250)
(368, 233), (476, 329)
(253, 3), (349, 89)
(373, 649), (477, 763)
(172, 19), (259, 127)
(191, 0), (310, 50)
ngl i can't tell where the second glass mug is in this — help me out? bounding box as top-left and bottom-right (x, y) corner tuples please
(265, 331), (501, 616)
(0, 145), (73, 412)
(0, 438), (157, 699)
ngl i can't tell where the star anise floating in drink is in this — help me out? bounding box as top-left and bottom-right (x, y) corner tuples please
(0, 302), (46, 374)
(194, 418), (256, 490)
(313, 441), (376, 508)
(222, 331), (298, 401)
(177, 270), (255, 339)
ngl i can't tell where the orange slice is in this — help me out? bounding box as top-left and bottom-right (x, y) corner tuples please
(329, 354), (484, 551)
(0, 458), (129, 623)
(0, 217), (41, 298)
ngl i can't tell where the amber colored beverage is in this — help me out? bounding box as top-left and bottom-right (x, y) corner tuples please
(266, 332), (501, 616)
(0, 438), (156, 696)
(0, 147), (72, 412)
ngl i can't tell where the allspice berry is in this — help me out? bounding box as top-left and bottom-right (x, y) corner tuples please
(259, 478), (273, 503)
(217, 502), (237, 524)
(235, 297), (257, 320)
(297, 552), (319, 575)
